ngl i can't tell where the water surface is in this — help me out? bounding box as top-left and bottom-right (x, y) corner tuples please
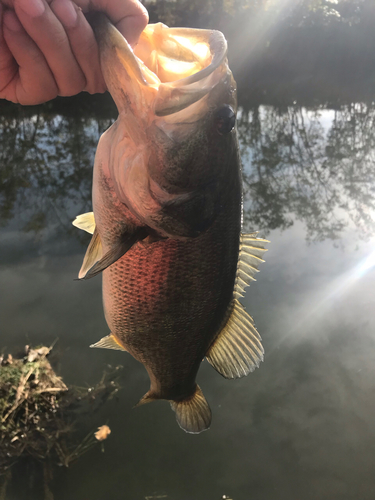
(1, 96), (375, 499)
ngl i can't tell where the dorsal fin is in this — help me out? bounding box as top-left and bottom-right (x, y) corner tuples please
(234, 233), (269, 299)
(90, 333), (127, 351)
(78, 228), (103, 279)
(206, 299), (264, 379)
(170, 385), (211, 434)
(72, 212), (96, 234)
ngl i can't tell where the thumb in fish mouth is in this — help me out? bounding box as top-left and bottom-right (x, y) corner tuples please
(88, 12), (158, 119)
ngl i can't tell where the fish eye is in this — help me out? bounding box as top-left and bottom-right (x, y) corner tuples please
(215, 105), (236, 135)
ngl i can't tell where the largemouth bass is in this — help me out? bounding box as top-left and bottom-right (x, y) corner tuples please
(73, 14), (268, 434)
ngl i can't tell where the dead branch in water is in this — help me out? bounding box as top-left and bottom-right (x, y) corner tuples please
(0, 345), (121, 474)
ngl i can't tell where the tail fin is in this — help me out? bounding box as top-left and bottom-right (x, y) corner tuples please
(170, 385), (211, 434)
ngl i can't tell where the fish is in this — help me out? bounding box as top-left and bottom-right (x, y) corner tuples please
(73, 14), (269, 434)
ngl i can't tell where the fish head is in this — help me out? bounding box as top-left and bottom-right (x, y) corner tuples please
(92, 15), (238, 238)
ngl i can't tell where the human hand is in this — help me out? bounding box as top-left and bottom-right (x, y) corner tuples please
(0, 0), (148, 104)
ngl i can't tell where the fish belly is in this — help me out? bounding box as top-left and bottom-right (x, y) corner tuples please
(102, 211), (240, 396)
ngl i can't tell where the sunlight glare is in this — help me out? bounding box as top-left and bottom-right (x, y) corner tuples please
(271, 242), (375, 351)
(356, 249), (375, 276)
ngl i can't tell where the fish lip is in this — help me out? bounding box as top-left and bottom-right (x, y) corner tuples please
(151, 27), (229, 116)
(163, 29), (228, 88)
(90, 14), (229, 117)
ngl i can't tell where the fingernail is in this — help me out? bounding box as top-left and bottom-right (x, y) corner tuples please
(3, 10), (23, 31)
(17, 0), (45, 17)
(52, 0), (78, 28)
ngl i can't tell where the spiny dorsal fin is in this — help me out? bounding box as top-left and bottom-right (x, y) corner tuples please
(90, 333), (127, 351)
(206, 299), (264, 379)
(170, 385), (211, 434)
(72, 212), (96, 234)
(78, 228), (103, 279)
(234, 233), (269, 300)
(79, 227), (149, 280)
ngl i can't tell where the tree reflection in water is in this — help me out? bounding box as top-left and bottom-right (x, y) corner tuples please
(239, 103), (375, 241)
(1, 98), (375, 242)
(0, 102), (113, 239)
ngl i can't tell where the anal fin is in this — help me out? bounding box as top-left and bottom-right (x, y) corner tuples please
(170, 385), (211, 434)
(73, 212), (96, 234)
(206, 299), (264, 379)
(90, 333), (127, 351)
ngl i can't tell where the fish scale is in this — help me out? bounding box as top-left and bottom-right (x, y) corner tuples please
(104, 210), (240, 370)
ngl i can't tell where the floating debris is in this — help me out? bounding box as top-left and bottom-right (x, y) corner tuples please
(0, 344), (121, 475)
(95, 425), (111, 441)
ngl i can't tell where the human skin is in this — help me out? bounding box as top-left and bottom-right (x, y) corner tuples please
(0, 0), (148, 104)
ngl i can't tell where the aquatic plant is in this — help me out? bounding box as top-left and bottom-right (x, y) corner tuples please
(0, 345), (121, 474)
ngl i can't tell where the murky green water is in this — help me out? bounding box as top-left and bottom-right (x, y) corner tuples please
(1, 90), (375, 499)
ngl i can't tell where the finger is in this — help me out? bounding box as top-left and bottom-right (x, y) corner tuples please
(2, 9), (58, 104)
(6, 0), (149, 46)
(0, 0), (15, 8)
(90, 0), (149, 47)
(50, 0), (106, 94)
(0, 3), (18, 101)
(13, 0), (86, 96)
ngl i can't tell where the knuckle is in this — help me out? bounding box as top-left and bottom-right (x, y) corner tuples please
(84, 72), (106, 94)
(19, 89), (57, 105)
(53, 33), (70, 51)
(58, 74), (86, 97)
(133, 8), (149, 32)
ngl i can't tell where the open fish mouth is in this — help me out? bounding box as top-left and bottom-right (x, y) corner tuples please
(91, 14), (229, 119)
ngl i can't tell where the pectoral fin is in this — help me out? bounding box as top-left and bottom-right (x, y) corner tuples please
(79, 227), (149, 280)
(206, 299), (264, 379)
(78, 228), (103, 279)
(90, 333), (127, 351)
(72, 212), (96, 234)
